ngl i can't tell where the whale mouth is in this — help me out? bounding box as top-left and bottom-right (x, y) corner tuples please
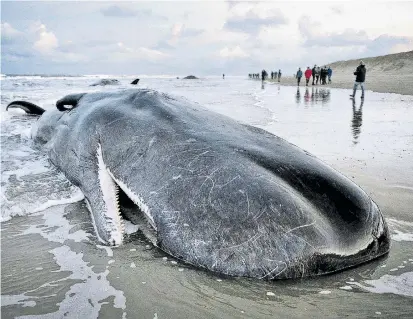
(117, 186), (158, 245)
(95, 144), (157, 246)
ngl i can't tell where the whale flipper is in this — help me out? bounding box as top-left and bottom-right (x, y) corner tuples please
(6, 101), (45, 115)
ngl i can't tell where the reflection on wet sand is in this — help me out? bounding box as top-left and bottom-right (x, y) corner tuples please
(304, 88), (311, 105)
(295, 87), (301, 104)
(317, 88), (331, 104)
(295, 87), (331, 106)
(352, 98), (364, 145)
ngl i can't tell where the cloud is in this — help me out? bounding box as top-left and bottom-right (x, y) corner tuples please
(331, 7), (343, 15)
(164, 23), (204, 48)
(2, 1), (412, 76)
(31, 22), (59, 54)
(191, 29), (248, 46)
(299, 16), (413, 58)
(311, 29), (369, 47)
(224, 10), (287, 34)
(1, 22), (35, 60)
(113, 42), (169, 62)
(224, 3), (288, 35)
(170, 23), (203, 39)
(181, 28), (203, 38)
(152, 40), (176, 51)
(1, 23), (24, 44)
(366, 34), (413, 56)
(1, 21), (88, 64)
(101, 5), (141, 17)
(299, 16), (369, 47)
(171, 23), (184, 37)
(139, 47), (169, 60)
(218, 46), (249, 58)
(100, 4), (167, 22)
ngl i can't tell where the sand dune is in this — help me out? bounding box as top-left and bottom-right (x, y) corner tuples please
(327, 50), (413, 76)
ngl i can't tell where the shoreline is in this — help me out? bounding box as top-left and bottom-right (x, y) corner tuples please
(263, 75), (413, 96)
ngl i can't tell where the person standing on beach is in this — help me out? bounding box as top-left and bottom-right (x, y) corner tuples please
(321, 66), (327, 85)
(312, 65), (316, 85)
(327, 67), (332, 83)
(296, 68), (303, 86)
(278, 69), (282, 82)
(223, 74), (225, 79)
(261, 69), (268, 81)
(305, 67), (312, 86)
(315, 66), (321, 85)
(350, 61), (366, 99)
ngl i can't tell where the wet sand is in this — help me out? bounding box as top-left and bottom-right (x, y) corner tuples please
(2, 198), (413, 319)
(2, 78), (413, 318)
(267, 74), (413, 95)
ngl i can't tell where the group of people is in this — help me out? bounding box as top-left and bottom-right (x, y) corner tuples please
(248, 60), (366, 99)
(248, 70), (282, 82)
(248, 73), (260, 79)
(295, 65), (332, 86)
(270, 70), (282, 81)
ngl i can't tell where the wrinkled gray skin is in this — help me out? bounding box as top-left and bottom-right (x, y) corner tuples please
(29, 89), (390, 279)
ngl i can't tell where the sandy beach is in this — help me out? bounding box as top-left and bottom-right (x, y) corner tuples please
(267, 74), (413, 96)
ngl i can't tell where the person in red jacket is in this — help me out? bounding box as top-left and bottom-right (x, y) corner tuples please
(304, 67), (312, 86)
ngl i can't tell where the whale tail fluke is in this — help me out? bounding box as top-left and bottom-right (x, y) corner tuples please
(6, 101), (45, 115)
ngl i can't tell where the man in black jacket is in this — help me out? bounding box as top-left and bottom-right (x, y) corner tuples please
(350, 61), (366, 99)
(261, 69), (268, 81)
(312, 65), (316, 85)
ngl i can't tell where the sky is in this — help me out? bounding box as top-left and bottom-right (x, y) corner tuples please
(1, 0), (413, 76)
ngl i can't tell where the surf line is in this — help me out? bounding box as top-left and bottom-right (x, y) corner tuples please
(33, 190), (85, 213)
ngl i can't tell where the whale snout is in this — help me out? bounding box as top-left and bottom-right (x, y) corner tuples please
(370, 203), (391, 256)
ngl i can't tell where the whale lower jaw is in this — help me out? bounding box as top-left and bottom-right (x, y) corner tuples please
(95, 144), (156, 246)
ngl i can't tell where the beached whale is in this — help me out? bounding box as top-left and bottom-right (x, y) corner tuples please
(90, 79), (120, 86)
(6, 89), (390, 279)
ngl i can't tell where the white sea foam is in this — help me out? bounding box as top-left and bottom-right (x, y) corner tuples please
(11, 245), (127, 319)
(8, 203), (127, 318)
(124, 220), (139, 234)
(387, 218), (413, 242)
(349, 272), (413, 297)
(33, 191), (84, 213)
(339, 286), (352, 291)
(97, 245), (114, 257)
(1, 294), (37, 308)
(20, 200), (89, 243)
